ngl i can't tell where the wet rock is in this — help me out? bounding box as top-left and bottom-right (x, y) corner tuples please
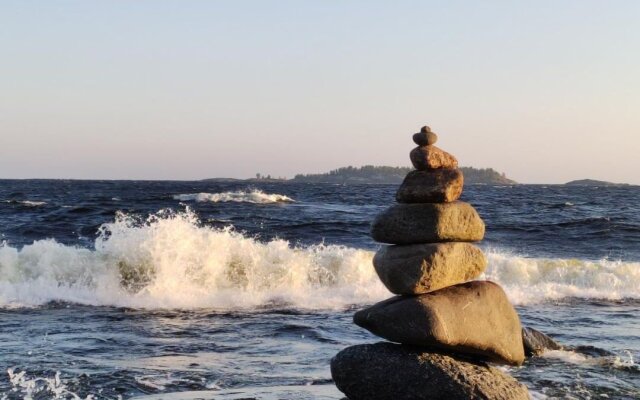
(571, 345), (614, 357)
(373, 242), (487, 295)
(410, 145), (458, 170)
(396, 169), (464, 203)
(522, 327), (563, 356)
(412, 126), (438, 146)
(371, 202), (485, 244)
(354, 281), (525, 365)
(331, 342), (530, 400)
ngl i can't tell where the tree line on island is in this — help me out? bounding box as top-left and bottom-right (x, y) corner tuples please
(291, 166), (516, 185)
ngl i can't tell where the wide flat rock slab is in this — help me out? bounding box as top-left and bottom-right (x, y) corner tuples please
(331, 342), (530, 400)
(396, 169), (464, 203)
(410, 145), (458, 170)
(373, 242), (487, 294)
(354, 281), (525, 365)
(371, 202), (485, 244)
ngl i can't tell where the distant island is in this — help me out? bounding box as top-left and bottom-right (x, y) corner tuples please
(292, 166), (516, 185)
(202, 166), (516, 185)
(203, 173), (287, 183)
(564, 179), (629, 186)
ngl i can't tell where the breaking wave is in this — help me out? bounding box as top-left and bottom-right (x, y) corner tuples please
(0, 210), (638, 310)
(484, 251), (640, 305)
(0, 209), (383, 310)
(173, 190), (294, 204)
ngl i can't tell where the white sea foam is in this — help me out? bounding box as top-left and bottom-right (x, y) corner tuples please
(5, 368), (91, 399)
(173, 190), (294, 204)
(0, 210), (385, 310)
(484, 250), (640, 305)
(541, 349), (637, 371)
(0, 211), (639, 310)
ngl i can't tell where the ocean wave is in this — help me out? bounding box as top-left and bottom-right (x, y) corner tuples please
(0, 210), (639, 310)
(484, 251), (640, 305)
(0, 210), (384, 310)
(173, 190), (294, 204)
(1, 200), (47, 207)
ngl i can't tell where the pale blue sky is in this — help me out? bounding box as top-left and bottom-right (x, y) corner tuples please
(1, 1), (638, 183)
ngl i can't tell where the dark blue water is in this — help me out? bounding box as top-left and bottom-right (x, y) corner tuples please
(0, 180), (638, 399)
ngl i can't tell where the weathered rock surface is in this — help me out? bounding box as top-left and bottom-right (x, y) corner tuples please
(412, 126), (438, 146)
(396, 169), (464, 203)
(354, 281), (525, 365)
(410, 145), (458, 170)
(331, 342), (530, 400)
(522, 327), (563, 356)
(373, 242), (487, 295)
(371, 202), (485, 244)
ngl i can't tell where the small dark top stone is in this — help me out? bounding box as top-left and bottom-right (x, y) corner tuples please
(412, 128), (438, 146)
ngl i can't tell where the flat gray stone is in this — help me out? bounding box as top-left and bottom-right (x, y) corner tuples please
(396, 169), (464, 203)
(354, 281), (525, 365)
(371, 202), (485, 244)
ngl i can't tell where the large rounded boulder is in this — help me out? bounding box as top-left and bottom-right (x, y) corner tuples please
(331, 342), (530, 400)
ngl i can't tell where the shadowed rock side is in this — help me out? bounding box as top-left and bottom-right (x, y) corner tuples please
(371, 202), (485, 244)
(373, 242), (487, 294)
(396, 169), (464, 203)
(354, 281), (525, 365)
(331, 343), (530, 400)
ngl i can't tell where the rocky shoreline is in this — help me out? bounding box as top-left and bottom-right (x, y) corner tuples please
(331, 125), (529, 399)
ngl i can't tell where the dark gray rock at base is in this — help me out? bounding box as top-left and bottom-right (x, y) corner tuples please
(396, 169), (464, 203)
(522, 327), (563, 356)
(354, 281), (525, 365)
(371, 202), (485, 244)
(331, 342), (530, 400)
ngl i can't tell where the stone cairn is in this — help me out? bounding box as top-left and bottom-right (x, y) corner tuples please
(331, 126), (530, 400)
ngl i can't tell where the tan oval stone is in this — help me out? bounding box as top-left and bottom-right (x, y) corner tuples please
(410, 145), (458, 170)
(371, 202), (485, 244)
(373, 242), (487, 295)
(353, 281), (526, 365)
(396, 169), (464, 203)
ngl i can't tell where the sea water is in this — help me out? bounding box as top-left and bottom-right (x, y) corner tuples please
(0, 181), (638, 399)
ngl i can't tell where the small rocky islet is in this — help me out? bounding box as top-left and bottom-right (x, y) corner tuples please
(331, 125), (530, 399)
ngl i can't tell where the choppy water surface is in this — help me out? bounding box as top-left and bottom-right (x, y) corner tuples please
(0, 180), (638, 399)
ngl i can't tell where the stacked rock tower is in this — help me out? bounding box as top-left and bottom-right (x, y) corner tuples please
(331, 126), (530, 400)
